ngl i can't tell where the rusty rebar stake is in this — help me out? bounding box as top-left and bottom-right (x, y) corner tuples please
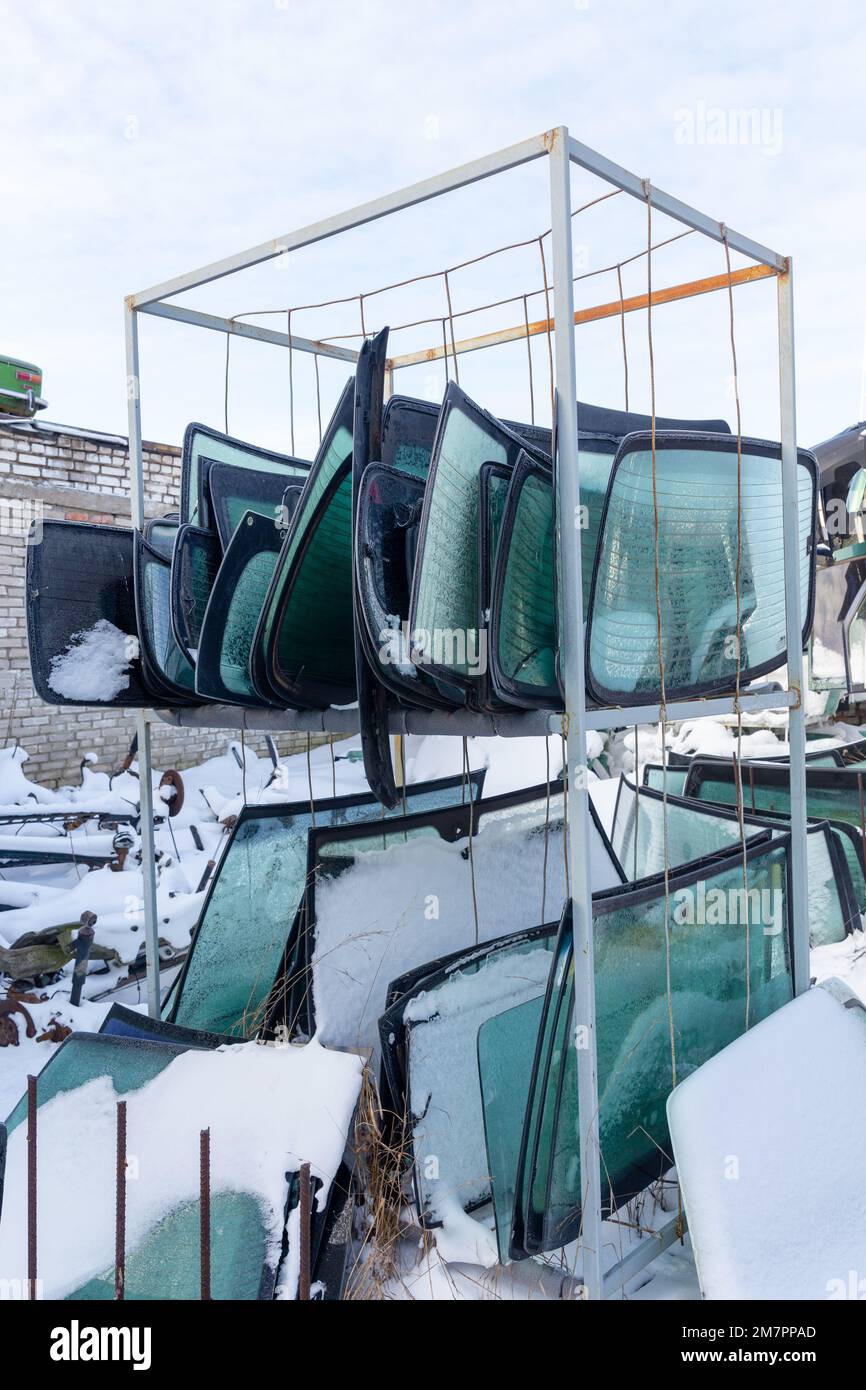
(115, 1099), (127, 1299)
(200, 1128), (211, 1300)
(27, 1074), (37, 1300)
(299, 1161), (311, 1300)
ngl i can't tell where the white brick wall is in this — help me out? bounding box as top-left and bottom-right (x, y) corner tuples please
(0, 419), (314, 786)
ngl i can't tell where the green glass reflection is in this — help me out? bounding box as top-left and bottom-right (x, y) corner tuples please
(69, 1193), (269, 1301)
(274, 467), (355, 694)
(496, 467), (557, 699)
(588, 443), (813, 700)
(184, 427), (306, 528)
(612, 783), (765, 881)
(526, 845), (792, 1254)
(142, 559), (195, 692)
(834, 826), (866, 913)
(478, 994), (544, 1263)
(5, 1034), (199, 1132)
(219, 551), (279, 698)
(412, 403), (509, 684)
(643, 766), (689, 795)
(807, 827), (849, 947)
(690, 762), (866, 832)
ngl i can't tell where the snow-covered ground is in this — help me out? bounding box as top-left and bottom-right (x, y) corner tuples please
(1, 717), (863, 1300)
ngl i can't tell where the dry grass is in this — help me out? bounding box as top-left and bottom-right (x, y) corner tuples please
(343, 1067), (417, 1299)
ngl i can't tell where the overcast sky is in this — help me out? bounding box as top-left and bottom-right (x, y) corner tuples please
(4, 0), (866, 464)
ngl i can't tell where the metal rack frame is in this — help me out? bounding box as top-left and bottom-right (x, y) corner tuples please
(124, 127), (808, 1300)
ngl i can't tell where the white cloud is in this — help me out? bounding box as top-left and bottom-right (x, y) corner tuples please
(3, 0), (865, 452)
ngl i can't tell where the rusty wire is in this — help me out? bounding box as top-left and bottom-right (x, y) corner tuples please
(722, 226), (750, 1030)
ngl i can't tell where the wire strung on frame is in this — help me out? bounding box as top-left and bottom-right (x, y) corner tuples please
(523, 294), (536, 425)
(560, 726), (570, 894)
(541, 735), (551, 924)
(722, 226), (751, 1031)
(632, 724), (640, 880)
(643, 181), (676, 1097)
(314, 354), (323, 445)
(306, 732), (316, 830)
(462, 736), (480, 945)
(616, 262), (630, 411)
(443, 271), (460, 385)
(537, 236), (556, 417)
(232, 228), (693, 351)
(287, 308), (296, 454)
(224, 330), (232, 434)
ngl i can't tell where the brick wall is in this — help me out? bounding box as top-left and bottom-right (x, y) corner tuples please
(0, 417), (313, 786)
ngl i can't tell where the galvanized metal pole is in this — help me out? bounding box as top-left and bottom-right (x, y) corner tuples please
(124, 302), (162, 1018)
(549, 128), (603, 1301)
(777, 265), (810, 996)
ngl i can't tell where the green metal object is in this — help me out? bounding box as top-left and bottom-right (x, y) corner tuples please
(0, 355), (47, 417)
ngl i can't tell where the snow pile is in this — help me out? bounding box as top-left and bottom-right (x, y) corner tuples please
(0, 745), (54, 805)
(47, 619), (133, 702)
(668, 981), (866, 1300)
(0, 1038), (363, 1300)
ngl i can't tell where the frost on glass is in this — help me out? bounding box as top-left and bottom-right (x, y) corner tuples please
(494, 461), (558, 703)
(381, 398), (439, 478)
(408, 385), (551, 693)
(220, 550), (280, 697)
(169, 777), (482, 1037)
(411, 399), (509, 684)
(612, 780), (766, 881)
(195, 510), (283, 703)
(614, 781), (852, 948)
(205, 458), (306, 549)
(141, 551), (195, 692)
(171, 525), (222, 659)
(805, 826), (851, 947)
(69, 1193), (268, 1301)
(587, 437), (814, 703)
(643, 765), (689, 796)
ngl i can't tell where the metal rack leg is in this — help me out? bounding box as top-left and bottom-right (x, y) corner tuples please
(777, 267), (810, 997)
(136, 712), (161, 1018)
(550, 129), (603, 1301)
